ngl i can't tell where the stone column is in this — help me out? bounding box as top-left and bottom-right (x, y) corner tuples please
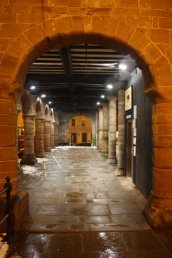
(51, 121), (55, 149)
(101, 103), (109, 156)
(54, 121), (58, 146)
(115, 90), (125, 175)
(0, 91), (29, 231)
(96, 111), (99, 149)
(144, 103), (172, 227)
(98, 107), (103, 152)
(35, 117), (45, 158)
(0, 97), (18, 195)
(20, 92), (37, 165)
(44, 119), (51, 152)
(92, 117), (96, 146)
(54, 112), (59, 146)
(107, 96), (117, 164)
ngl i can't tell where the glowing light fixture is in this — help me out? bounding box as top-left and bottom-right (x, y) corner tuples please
(30, 85), (36, 90)
(48, 101), (52, 104)
(107, 84), (113, 89)
(41, 94), (46, 98)
(119, 64), (127, 70)
(96, 101), (101, 106)
(101, 95), (105, 99)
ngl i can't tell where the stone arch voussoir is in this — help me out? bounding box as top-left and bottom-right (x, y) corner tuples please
(4, 15), (171, 103)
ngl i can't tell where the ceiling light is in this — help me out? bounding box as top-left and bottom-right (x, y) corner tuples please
(119, 64), (127, 70)
(41, 94), (46, 98)
(96, 101), (100, 106)
(30, 85), (36, 90)
(107, 84), (113, 89)
(101, 95), (105, 99)
(48, 101), (52, 104)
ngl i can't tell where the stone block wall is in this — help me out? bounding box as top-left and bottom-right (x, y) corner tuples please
(0, 0), (172, 227)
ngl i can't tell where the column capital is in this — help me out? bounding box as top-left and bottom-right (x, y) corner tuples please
(107, 96), (117, 102)
(21, 91), (36, 116)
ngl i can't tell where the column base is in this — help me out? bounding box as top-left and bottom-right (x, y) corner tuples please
(35, 151), (45, 158)
(45, 147), (51, 152)
(106, 158), (117, 164)
(20, 154), (37, 166)
(114, 167), (124, 176)
(143, 195), (172, 228)
(101, 152), (108, 157)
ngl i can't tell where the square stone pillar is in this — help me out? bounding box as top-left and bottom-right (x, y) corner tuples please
(107, 96), (117, 164)
(143, 102), (172, 227)
(101, 103), (109, 157)
(0, 96), (29, 230)
(98, 107), (103, 152)
(115, 90), (125, 176)
(0, 98), (18, 195)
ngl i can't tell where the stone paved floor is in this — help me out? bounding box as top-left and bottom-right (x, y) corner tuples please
(6, 147), (172, 257)
(19, 146), (149, 232)
(6, 231), (172, 258)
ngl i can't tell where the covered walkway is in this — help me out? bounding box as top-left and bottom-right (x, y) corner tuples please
(7, 147), (172, 257)
(19, 147), (148, 232)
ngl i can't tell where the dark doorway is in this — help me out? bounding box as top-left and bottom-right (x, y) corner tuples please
(126, 120), (133, 177)
(82, 133), (87, 143)
(71, 133), (77, 144)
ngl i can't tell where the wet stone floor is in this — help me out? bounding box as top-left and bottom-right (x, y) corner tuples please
(7, 147), (172, 257)
(19, 146), (149, 232)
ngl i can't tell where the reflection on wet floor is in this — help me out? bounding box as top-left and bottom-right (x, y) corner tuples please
(7, 231), (172, 258)
(7, 147), (172, 257)
(19, 147), (149, 232)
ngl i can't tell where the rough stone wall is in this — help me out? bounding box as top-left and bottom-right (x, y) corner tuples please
(0, 0), (172, 90)
(0, 0), (172, 226)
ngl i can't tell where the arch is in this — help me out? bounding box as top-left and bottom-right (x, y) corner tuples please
(50, 108), (55, 122)
(44, 104), (50, 120)
(35, 97), (44, 119)
(2, 16), (170, 103)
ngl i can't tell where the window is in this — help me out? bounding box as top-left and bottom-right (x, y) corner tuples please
(72, 119), (75, 127)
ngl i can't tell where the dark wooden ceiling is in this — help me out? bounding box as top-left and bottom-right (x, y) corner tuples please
(26, 44), (132, 112)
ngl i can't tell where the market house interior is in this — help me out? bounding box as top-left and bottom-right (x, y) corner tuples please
(0, 1), (172, 256)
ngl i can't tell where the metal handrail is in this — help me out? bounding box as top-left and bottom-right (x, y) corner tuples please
(0, 176), (12, 236)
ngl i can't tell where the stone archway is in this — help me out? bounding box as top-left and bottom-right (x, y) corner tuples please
(0, 16), (172, 227)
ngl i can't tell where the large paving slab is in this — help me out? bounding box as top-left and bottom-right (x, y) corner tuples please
(19, 146), (149, 232)
(7, 231), (172, 258)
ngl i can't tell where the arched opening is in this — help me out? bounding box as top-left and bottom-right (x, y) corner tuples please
(1, 17), (171, 229)
(16, 33), (156, 227)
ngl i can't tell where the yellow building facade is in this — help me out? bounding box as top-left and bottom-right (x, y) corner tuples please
(68, 115), (92, 146)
